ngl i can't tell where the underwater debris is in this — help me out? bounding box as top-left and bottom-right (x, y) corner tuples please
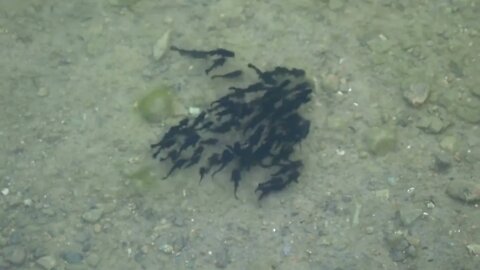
(151, 46), (312, 200)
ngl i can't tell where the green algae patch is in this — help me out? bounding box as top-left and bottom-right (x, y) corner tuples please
(364, 126), (397, 155)
(136, 86), (177, 123)
(127, 165), (159, 191)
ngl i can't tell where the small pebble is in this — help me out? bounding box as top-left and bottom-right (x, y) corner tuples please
(86, 253), (100, 267)
(5, 246), (26, 265)
(93, 223), (102, 233)
(159, 244), (173, 254)
(23, 198), (32, 206)
(282, 242), (292, 256)
(173, 216), (185, 227)
(153, 30), (171, 61)
(1, 188), (9, 195)
(36, 255), (56, 270)
(386, 176), (398, 186)
(446, 180), (480, 203)
(403, 83), (429, 107)
(398, 207), (423, 226)
(8, 231), (23, 244)
(426, 201), (435, 209)
(172, 236), (187, 253)
(61, 251), (84, 264)
(406, 245), (417, 257)
(82, 208), (103, 223)
(188, 107), (201, 116)
(466, 244), (480, 256)
(439, 136), (458, 153)
(433, 152), (451, 173)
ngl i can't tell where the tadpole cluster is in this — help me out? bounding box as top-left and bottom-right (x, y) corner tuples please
(151, 46), (312, 200)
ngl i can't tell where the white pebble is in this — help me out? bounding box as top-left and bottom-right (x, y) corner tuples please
(23, 198), (32, 206)
(153, 30), (171, 61)
(1, 188), (9, 196)
(188, 107), (201, 116)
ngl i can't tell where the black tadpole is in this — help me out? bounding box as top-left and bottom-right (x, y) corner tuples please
(205, 57), (226, 74)
(211, 70), (243, 79)
(170, 46), (235, 59)
(152, 45), (312, 201)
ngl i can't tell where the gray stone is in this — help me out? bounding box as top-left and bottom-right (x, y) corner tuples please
(5, 246), (26, 265)
(61, 251), (84, 264)
(86, 253), (100, 267)
(417, 115), (450, 134)
(172, 235), (187, 253)
(446, 180), (480, 203)
(82, 208), (103, 223)
(433, 152), (451, 173)
(173, 216), (185, 227)
(403, 83), (430, 107)
(159, 244), (173, 254)
(456, 104), (480, 123)
(398, 207), (423, 226)
(36, 256), (56, 270)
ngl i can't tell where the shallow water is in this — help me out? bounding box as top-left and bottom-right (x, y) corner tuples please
(1, 1), (479, 269)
